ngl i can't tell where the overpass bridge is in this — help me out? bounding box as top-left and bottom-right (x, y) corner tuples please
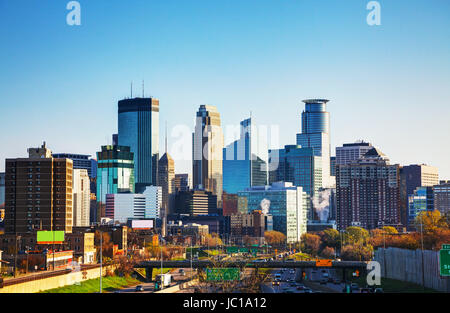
(135, 260), (368, 281)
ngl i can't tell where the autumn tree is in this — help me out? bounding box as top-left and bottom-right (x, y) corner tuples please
(320, 246), (335, 259)
(320, 228), (340, 249)
(345, 226), (369, 245)
(300, 233), (321, 256)
(264, 231), (286, 247)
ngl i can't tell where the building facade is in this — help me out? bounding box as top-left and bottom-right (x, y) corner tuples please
(174, 189), (218, 216)
(4, 143), (73, 235)
(192, 105), (223, 207)
(237, 182), (308, 244)
(336, 147), (401, 231)
(158, 152), (175, 216)
(335, 141), (373, 166)
(434, 181), (450, 216)
(408, 186), (434, 227)
(118, 97), (159, 192)
(174, 174), (190, 193)
(400, 164), (439, 227)
(268, 145), (322, 220)
(296, 99), (332, 188)
(105, 186), (162, 223)
(52, 153), (97, 179)
(223, 117), (267, 194)
(96, 145), (135, 206)
(73, 169), (90, 227)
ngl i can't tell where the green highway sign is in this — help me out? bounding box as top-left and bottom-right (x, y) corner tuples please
(439, 248), (450, 277)
(442, 244), (450, 250)
(206, 268), (240, 282)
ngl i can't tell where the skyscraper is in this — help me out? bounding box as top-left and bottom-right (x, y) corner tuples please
(158, 151), (175, 217)
(336, 147), (401, 230)
(296, 99), (332, 188)
(192, 105), (224, 207)
(433, 180), (450, 216)
(73, 169), (90, 227)
(96, 145), (135, 220)
(268, 145), (322, 220)
(400, 164), (439, 227)
(174, 174), (190, 193)
(118, 97), (159, 192)
(52, 153), (97, 179)
(223, 117), (267, 194)
(4, 143), (73, 234)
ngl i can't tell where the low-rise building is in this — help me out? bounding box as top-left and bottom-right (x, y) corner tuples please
(65, 232), (96, 264)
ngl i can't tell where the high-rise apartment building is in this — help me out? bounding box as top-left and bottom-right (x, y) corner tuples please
(223, 117), (267, 194)
(336, 147), (401, 231)
(0, 172), (5, 232)
(4, 143), (73, 234)
(237, 182), (308, 244)
(73, 169), (90, 227)
(296, 99), (332, 188)
(400, 164), (439, 227)
(96, 145), (135, 219)
(192, 105), (223, 207)
(118, 97), (159, 192)
(433, 180), (450, 216)
(335, 141), (373, 166)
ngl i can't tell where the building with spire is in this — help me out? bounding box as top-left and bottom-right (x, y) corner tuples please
(158, 126), (175, 218)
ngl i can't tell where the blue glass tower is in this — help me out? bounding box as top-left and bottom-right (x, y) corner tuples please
(223, 118), (267, 194)
(118, 97), (159, 192)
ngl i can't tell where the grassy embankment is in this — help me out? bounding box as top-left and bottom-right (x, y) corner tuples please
(41, 275), (141, 293)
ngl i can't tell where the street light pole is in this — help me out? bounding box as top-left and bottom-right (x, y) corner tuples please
(99, 230), (102, 293)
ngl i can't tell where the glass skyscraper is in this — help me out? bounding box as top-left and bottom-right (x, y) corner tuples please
(223, 117), (268, 194)
(237, 182), (308, 244)
(296, 99), (332, 188)
(118, 97), (159, 192)
(96, 145), (135, 205)
(269, 145), (322, 220)
(407, 186), (434, 227)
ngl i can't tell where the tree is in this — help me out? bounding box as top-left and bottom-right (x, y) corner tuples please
(320, 246), (335, 258)
(300, 233), (321, 256)
(340, 243), (373, 261)
(264, 231), (286, 247)
(415, 210), (448, 233)
(95, 230), (114, 260)
(345, 226), (369, 245)
(321, 228), (340, 249)
(382, 226), (398, 234)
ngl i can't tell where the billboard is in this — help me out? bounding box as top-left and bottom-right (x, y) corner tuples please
(37, 231), (65, 244)
(130, 219), (154, 229)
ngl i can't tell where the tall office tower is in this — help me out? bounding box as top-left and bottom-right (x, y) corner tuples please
(400, 164), (439, 227)
(96, 145), (135, 220)
(174, 190), (218, 216)
(158, 152), (175, 216)
(223, 117), (268, 194)
(408, 186), (434, 227)
(433, 180), (450, 216)
(105, 186), (162, 223)
(237, 182), (308, 244)
(118, 97), (159, 192)
(336, 147), (401, 231)
(112, 134), (118, 146)
(73, 169), (90, 227)
(52, 153), (97, 178)
(4, 143), (73, 235)
(296, 99), (332, 188)
(192, 105), (224, 207)
(335, 141), (373, 165)
(268, 145), (322, 220)
(174, 174), (190, 193)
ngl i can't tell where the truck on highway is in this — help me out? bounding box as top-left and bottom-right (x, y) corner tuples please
(155, 273), (172, 288)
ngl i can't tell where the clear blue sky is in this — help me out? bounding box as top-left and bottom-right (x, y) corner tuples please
(0, 0), (449, 178)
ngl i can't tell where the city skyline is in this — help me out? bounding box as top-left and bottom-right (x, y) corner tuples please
(1, 0), (450, 179)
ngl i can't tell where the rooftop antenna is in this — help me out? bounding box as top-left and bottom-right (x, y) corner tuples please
(130, 81), (133, 98)
(142, 80), (144, 98)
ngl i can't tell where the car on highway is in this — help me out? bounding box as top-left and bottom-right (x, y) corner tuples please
(374, 288), (384, 293)
(179, 269), (185, 276)
(303, 288), (312, 293)
(320, 279), (327, 285)
(296, 285), (305, 291)
(272, 281), (280, 286)
(135, 285), (145, 292)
